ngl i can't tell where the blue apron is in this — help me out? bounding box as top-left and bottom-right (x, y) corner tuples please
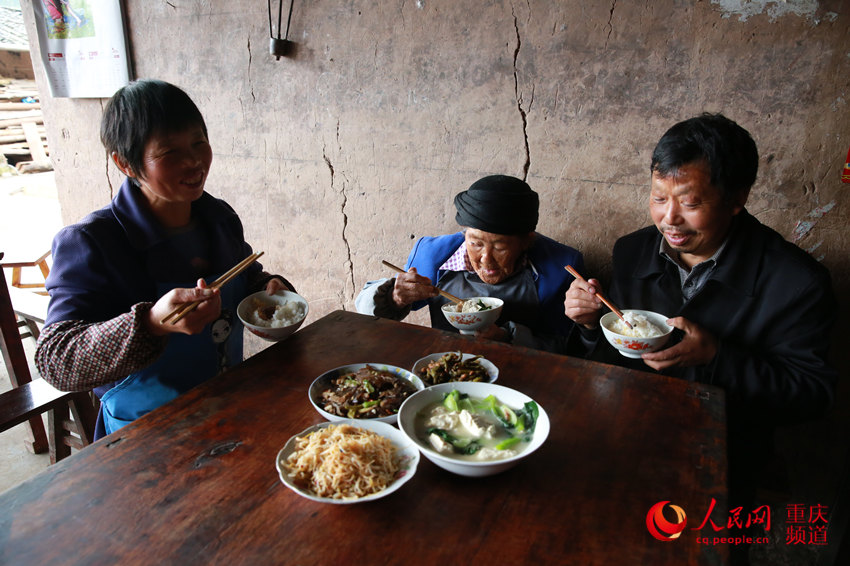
(100, 274), (246, 435)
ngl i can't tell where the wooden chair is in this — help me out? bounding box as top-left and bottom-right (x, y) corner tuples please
(8, 284), (49, 343)
(1, 250), (50, 343)
(0, 378), (96, 463)
(0, 252), (95, 463)
(1, 249), (50, 294)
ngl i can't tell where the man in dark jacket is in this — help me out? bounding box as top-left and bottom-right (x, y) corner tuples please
(564, 114), (837, 515)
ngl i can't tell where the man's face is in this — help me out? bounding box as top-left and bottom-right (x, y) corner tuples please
(464, 228), (532, 285)
(649, 161), (744, 268)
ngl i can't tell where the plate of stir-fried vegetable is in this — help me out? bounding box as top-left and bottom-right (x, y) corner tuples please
(412, 352), (498, 386)
(310, 363), (425, 424)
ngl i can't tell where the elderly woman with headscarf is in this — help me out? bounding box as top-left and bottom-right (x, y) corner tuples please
(355, 175), (584, 350)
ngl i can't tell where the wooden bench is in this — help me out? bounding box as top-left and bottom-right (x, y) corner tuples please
(1, 251), (95, 460)
(0, 378), (96, 463)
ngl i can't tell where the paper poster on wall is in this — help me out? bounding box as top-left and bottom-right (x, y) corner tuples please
(31, 0), (131, 98)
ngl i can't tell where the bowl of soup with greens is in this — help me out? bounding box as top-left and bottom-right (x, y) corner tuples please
(397, 382), (550, 477)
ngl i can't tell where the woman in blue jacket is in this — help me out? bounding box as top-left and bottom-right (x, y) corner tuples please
(36, 79), (294, 438)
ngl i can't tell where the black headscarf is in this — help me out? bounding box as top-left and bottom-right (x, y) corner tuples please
(454, 175), (539, 235)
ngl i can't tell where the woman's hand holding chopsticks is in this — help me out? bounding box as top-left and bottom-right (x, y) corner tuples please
(380, 261), (441, 308)
(156, 251), (264, 329)
(147, 279), (222, 336)
(391, 266), (440, 307)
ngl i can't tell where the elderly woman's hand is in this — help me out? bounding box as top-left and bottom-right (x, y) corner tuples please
(564, 277), (603, 329)
(391, 267), (439, 308)
(146, 279), (222, 336)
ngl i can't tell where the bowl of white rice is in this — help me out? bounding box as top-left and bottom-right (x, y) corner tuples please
(237, 290), (308, 342)
(600, 309), (673, 358)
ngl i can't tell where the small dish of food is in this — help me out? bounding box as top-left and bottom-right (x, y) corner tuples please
(276, 420), (419, 504)
(412, 352), (498, 385)
(309, 363), (425, 424)
(237, 290), (308, 342)
(441, 297), (504, 335)
(600, 309), (673, 358)
(397, 382), (550, 477)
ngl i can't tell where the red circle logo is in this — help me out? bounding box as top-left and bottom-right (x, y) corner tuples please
(646, 501), (687, 541)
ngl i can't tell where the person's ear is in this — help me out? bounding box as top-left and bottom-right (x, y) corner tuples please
(731, 189), (750, 216)
(111, 152), (135, 179)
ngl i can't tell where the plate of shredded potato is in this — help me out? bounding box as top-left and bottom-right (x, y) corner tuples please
(276, 420), (419, 503)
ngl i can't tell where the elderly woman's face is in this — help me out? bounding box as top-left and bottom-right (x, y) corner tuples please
(464, 228), (533, 285)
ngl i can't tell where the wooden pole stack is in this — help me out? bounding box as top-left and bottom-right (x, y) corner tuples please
(0, 79), (50, 173)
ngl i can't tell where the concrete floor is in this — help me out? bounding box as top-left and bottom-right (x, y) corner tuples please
(0, 170), (61, 494)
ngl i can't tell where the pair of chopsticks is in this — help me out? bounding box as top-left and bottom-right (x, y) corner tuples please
(382, 260), (464, 305)
(564, 265), (633, 329)
(161, 252), (265, 325)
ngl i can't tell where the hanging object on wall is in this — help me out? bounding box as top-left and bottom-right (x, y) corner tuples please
(268, 0), (295, 59)
(30, 0), (131, 98)
(843, 145), (850, 184)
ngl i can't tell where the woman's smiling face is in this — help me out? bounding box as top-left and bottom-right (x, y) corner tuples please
(132, 124), (213, 209)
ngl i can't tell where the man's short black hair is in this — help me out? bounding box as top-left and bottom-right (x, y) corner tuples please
(100, 79), (208, 178)
(651, 113), (758, 202)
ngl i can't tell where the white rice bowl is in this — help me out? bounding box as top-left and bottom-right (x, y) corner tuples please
(237, 290), (309, 342)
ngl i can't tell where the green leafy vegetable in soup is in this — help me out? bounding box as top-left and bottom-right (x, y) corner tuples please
(416, 390), (538, 461)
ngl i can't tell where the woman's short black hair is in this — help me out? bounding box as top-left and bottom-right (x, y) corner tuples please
(650, 113), (758, 202)
(100, 79), (208, 177)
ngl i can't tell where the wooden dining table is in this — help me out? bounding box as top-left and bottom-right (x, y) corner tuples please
(0, 310), (728, 565)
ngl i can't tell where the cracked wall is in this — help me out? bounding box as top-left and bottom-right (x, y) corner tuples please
(512, 6), (531, 179)
(23, 1), (850, 367)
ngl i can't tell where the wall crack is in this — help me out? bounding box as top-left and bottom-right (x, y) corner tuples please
(324, 122), (355, 307)
(604, 0), (617, 48)
(512, 9), (531, 180)
(247, 37), (256, 103)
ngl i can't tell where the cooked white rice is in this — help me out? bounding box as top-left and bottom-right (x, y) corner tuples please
(609, 312), (664, 338)
(249, 300), (306, 328)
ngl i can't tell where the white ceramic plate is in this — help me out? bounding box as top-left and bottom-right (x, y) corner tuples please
(309, 363), (425, 424)
(412, 352), (499, 386)
(276, 420), (419, 504)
